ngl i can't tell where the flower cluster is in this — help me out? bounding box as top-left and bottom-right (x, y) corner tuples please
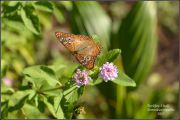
(99, 62), (118, 82)
(73, 62), (118, 87)
(73, 69), (91, 87)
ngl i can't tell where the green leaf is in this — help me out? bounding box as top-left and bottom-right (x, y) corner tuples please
(35, 95), (39, 107)
(1, 59), (9, 78)
(52, 3), (65, 23)
(27, 90), (36, 100)
(60, 1), (72, 11)
(71, 2), (111, 50)
(61, 83), (84, 118)
(1, 87), (14, 94)
(21, 6), (40, 34)
(23, 65), (61, 87)
(2, 2), (20, 16)
(89, 78), (103, 86)
(22, 104), (48, 118)
(37, 99), (46, 113)
(33, 1), (53, 12)
(1, 101), (9, 118)
(96, 49), (121, 67)
(40, 93), (64, 119)
(112, 71), (136, 87)
(43, 97), (57, 118)
(113, 2), (158, 86)
(8, 91), (28, 112)
(54, 93), (64, 119)
(91, 34), (101, 43)
(63, 84), (79, 103)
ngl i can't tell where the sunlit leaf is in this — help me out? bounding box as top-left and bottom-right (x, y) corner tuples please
(112, 71), (136, 87)
(21, 6), (40, 34)
(2, 2), (20, 16)
(23, 65), (61, 87)
(33, 1), (53, 12)
(113, 2), (158, 86)
(43, 96), (64, 119)
(96, 49), (121, 67)
(71, 1), (111, 50)
(8, 91), (29, 112)
(54, 93), (64, 119)
(61, 82), (84, 118)
(22, 104), (48, 118)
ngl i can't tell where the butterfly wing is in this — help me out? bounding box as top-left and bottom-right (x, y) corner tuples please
(74, 54), (95, 69)
(55, 32), (102, 69)
(55, 32), (76, 53)
(74, 41), (101, 69)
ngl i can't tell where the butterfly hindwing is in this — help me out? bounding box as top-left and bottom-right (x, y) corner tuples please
(55, 32), (102, 69)
(74, 54), (95, 69)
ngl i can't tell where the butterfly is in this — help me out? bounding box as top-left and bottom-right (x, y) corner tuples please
(55, 32), (102, 69)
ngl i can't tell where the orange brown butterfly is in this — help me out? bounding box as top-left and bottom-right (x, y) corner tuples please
(55, 32), (102, 69)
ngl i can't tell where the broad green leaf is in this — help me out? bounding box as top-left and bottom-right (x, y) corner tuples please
(1, 87), (14, 95)
(41, 85), (63, 97)
(40, 93), (64, 119)
(27, 90), (36, 100)
(23, 75), (62, 97)
(114, 2), (157, 86)
(43, 96), (64, 118)
(112, 71), (136, 87)
(8, 91), (28, 112)
(71, 2), (111, 50)
(21, 6), (40, 34)
(23, 65), (61, 87)
(96, 49), (121, 67)
(8, 1), (20, 6)
(61, 83), (84, 118)
(22, 104), (48, 118)
(2, 2), (20, 16)
(43, 97), (56, 117)
(33, 1), (53, 12)
(2, 18), (34, 40)
(54, 93), (64, 119)
(37, 99), (46, 113)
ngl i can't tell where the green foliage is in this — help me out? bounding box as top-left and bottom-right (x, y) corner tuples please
(1, 1), (178, 119)
(21, 6), (40, 35)
(113, 1), (158, 86)
(23, 65), (61, 87)
(71, 1), (111, 50)
(33, 1), (53, 12)
(97, 49), (121, 67)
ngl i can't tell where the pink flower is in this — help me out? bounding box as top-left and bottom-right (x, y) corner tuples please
(99, 62), (118, 82)
(3, 77), (13, 87)
(73, 69), (91, 87)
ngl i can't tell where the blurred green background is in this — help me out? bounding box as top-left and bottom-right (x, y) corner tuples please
(1, 1), (179, 119)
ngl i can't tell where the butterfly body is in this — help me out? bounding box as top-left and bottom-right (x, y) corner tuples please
(55, 32), (102, 69)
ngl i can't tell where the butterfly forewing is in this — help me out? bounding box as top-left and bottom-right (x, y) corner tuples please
(55, 32), (102, 69)
(55, 32), (76, 52)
